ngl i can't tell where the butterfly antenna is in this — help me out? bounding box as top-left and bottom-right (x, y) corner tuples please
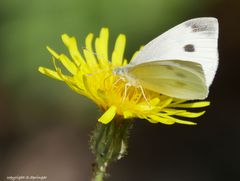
(82, 47), (106, 61)
(103, 74), (115, 89)
(86, 70), (106, 77)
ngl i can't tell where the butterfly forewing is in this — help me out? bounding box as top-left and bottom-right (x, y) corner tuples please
(129, 17), (219, 87)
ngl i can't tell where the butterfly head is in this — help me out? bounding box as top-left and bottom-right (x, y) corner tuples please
(113, 66), (139, 86)
(113, 67), (127, 76)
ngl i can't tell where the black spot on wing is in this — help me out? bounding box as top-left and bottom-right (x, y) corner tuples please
(185, 19), (216, 33)
(192, 24), (208, 32)
(184, 44), (195, 52)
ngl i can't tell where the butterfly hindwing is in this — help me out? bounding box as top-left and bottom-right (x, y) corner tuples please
(127, 60), (208, 100)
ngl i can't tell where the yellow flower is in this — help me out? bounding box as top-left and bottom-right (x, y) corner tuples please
(39, 28), (210, 125)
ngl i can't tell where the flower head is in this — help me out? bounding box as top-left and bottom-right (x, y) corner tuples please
(39, 28), (210, 124)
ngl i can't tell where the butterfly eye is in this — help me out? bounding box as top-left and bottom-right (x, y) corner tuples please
(184, 44), (195, 52)
(113, 67), (122, 75)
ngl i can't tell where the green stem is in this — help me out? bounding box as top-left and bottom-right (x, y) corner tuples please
(90, 118), (133, 181)
(92, 169), (105, 181)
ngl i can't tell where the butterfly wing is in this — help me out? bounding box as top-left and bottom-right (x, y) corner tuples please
(130, 17), (219, 87)
(127, 60), (208, 100)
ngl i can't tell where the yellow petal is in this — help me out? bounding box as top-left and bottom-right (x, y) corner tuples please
(161, 115), (196, 125)
(84, 33), (99, 70)
(98, 106), (117, 124)
(158, 98), (173, 109)
(59, 54), (78, 75)
(61, 34), (86, 66)
(175, 111), (206, 118)
(83, 49), (99, 71)
(55, 68), (84, 95)
(112, 34), (126, 66)
(162, 109), (206, 118)
(47, 46), (60, 59)
(85, 33), (94, 51)
(149, 98), (160, 106)
(95, 28), (109, 68)
(173, 119), (196, 125)
(122, 59), (128, 66)
(38, 67), (63, 81)
(123, 111), (133, 119)
(170, 101), (210, 108)
(47, 46), (78, 75)
(147, 115), (175, 124)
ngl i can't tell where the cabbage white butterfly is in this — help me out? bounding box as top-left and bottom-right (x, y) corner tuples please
(114, 17), (219, 100)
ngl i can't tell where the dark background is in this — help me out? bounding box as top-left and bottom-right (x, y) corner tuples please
(0, 0), (239, 180)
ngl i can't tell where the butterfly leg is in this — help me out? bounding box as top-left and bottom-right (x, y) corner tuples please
(122, 82), (131, 104)
(111, 77), (125, 91)
(138, 85), (151, 107)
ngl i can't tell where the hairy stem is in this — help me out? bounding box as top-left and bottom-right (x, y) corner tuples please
(90, 118), (133, 181)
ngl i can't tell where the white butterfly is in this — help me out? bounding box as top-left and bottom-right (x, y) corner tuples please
(114, 17), (219, 100)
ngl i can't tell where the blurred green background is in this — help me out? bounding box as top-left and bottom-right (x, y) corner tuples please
(0, 0), (239, 180)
